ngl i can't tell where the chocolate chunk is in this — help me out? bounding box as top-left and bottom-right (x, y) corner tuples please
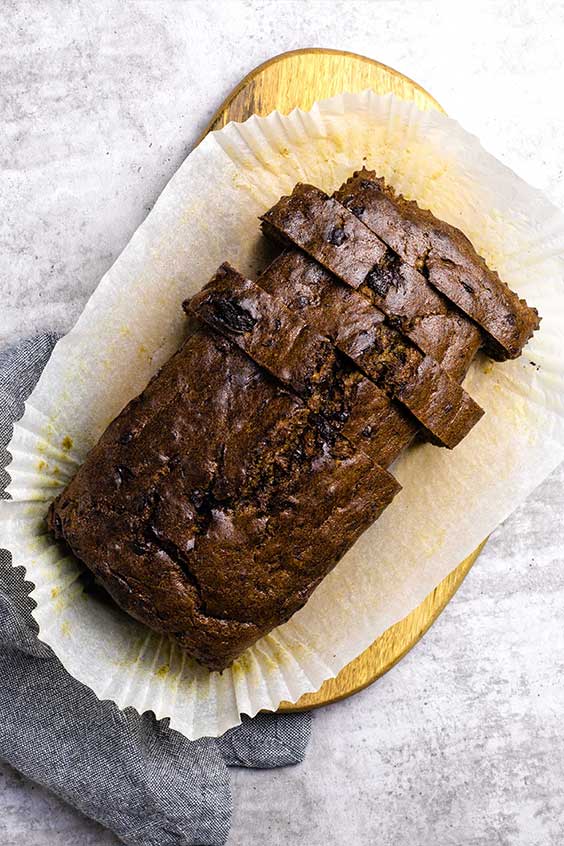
(210, 296), (257, 334)
(365, 252), (400, 298)
(115, 465), (134, 486)
(328, 226), (347, 246)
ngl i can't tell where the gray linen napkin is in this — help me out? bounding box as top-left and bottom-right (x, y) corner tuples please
(0, 334), (311, 846)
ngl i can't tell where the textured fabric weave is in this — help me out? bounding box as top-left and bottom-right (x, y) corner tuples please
(0, 334), (311, 846)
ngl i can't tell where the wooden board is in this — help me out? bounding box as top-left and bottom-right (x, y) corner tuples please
(201, 48), (485, 711)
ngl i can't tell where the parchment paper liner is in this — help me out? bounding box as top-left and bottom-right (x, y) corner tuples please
(2, 91), (564, 738)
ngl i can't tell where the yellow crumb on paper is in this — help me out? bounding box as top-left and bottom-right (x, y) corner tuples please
(51, 587), (59, 599)
(265, 643), (291, 669)
(429, 165), (448, 181)
(418, 527), (447, 561)
(232, 653), (252, 678)
(61, 622), (71, 637)
(155, 663), (170, 678)
(61, 435), (73, 452)
(230, 171), (252, 192)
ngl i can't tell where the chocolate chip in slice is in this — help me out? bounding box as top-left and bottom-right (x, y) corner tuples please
(328, 226), (348, 246)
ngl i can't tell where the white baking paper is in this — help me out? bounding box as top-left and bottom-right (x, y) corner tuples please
(1, 91), (564, 738)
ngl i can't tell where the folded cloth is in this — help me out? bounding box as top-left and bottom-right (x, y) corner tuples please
(0, 334), (311, 846)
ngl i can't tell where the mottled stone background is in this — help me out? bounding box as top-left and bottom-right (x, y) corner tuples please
(1, 1), (563, 844)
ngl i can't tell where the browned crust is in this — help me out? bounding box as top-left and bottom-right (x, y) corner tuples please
(48, 322), (400, 671)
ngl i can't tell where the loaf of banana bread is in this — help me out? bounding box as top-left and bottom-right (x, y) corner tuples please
(47, 172), (539, 673)
(48, 324), (400, 670)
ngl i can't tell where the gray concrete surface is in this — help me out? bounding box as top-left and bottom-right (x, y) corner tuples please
(1, 1), (563, 844)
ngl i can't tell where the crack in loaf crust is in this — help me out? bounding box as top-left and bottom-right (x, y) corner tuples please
(190, 263), (483, 451)
(48, 326), (400, 671)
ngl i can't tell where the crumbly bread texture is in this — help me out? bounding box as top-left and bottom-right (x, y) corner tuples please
(263, 178), (539, 361)
(334, 170), (540, 359)
(261, 182), (481, 378)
